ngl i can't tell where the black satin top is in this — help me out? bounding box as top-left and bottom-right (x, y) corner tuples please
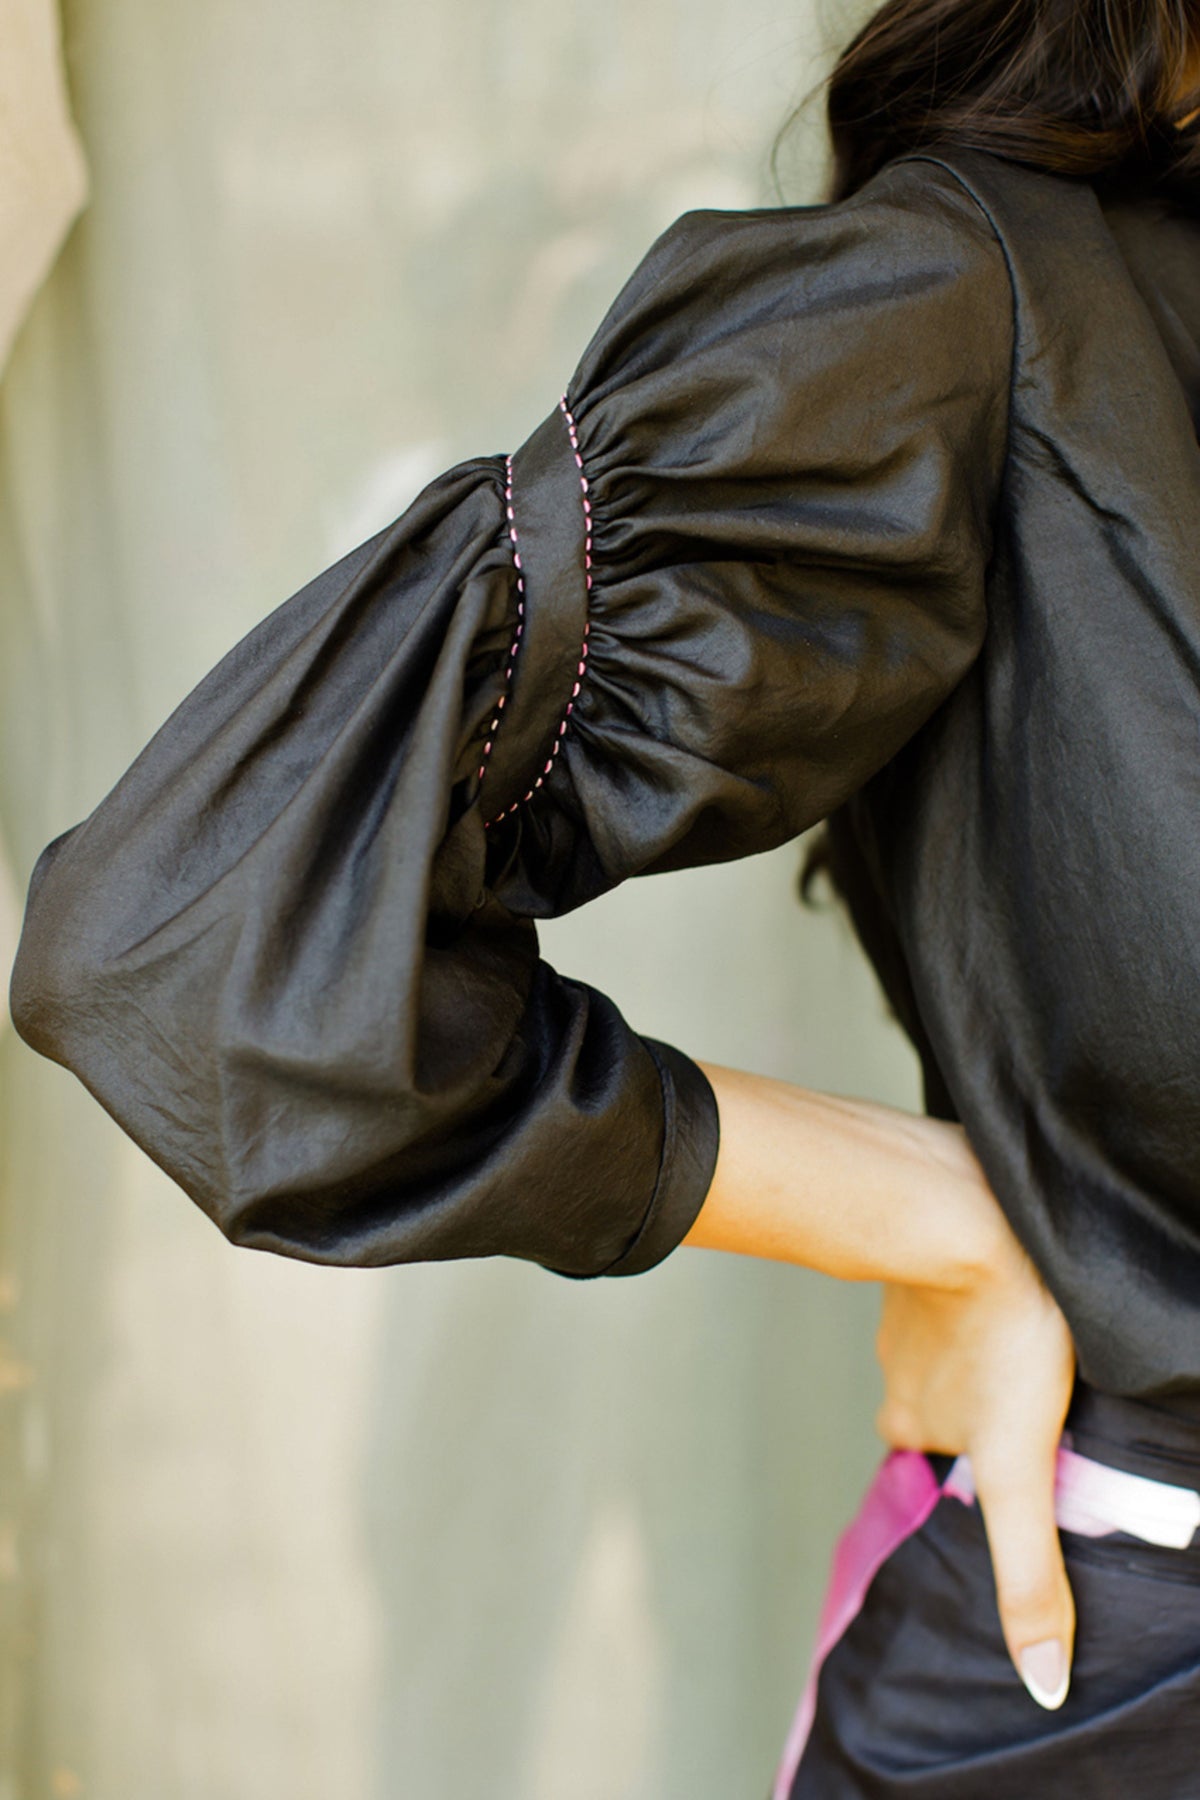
(10, 144), (1200, 1402)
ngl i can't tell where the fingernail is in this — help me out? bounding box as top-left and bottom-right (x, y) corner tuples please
(1018, 1638), (1070, 1710)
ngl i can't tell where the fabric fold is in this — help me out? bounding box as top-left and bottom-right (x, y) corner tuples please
(9, 149), (1013, 1283)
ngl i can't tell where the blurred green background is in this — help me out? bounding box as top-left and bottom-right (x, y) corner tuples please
(0, 1), (922, 1794)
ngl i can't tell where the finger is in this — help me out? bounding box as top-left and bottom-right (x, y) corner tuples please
(973, 1445), (1076, 1710)
(874, 1399), (921, 1449)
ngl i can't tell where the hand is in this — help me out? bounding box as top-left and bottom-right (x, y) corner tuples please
(873, 1122), (1077, 1711)
(680, 1064), (1078, 1706)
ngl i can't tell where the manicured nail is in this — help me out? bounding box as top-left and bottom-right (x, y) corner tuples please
(1018, 1638), (1070, 1709)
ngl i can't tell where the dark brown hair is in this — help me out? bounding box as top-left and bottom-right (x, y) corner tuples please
(790, 0), (1200, 906)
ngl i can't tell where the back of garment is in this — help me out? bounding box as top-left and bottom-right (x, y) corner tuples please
(8, 140), (1200, 1405)
(830, 145), (1200, 1402)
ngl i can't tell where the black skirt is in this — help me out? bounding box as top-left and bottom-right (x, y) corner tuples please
(775, 1378), (1200, 1797)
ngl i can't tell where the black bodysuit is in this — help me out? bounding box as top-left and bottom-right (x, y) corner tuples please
(10, 143), (1200, 1404)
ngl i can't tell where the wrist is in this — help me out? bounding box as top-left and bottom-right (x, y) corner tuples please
(839, 1097), (1012, 1292)
(903, 1110), (1008, 1267)
(684, 1061), (1013, 1290)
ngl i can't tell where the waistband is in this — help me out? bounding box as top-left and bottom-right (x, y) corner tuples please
(939, 1442), (1200, 1549)
(921, 1374), (1200, 1549)
(1063, 1375), (1200, 1488)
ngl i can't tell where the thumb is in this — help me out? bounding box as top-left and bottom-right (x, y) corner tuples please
(973, 1442), (1076, 1710)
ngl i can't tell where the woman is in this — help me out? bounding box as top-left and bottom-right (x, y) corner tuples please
(9, 0), (1200, 1791)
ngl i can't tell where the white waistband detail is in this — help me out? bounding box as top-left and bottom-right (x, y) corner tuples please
(944, 1443), (1200, 1550)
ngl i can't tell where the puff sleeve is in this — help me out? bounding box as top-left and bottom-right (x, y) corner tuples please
(8, 153), (1013, 1279)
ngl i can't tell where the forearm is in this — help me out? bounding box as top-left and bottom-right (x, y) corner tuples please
(683, 1060), (1009, 1292)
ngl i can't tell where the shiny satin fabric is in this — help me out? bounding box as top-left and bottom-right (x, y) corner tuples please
(822, 149), (1200, 1400)
(8, 143), (1200, 1404)
(7, 151), (1010, 1278)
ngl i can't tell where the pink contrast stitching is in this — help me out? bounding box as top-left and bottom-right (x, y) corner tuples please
(481, 393), (592, 830)
(474, 453), (526, 805)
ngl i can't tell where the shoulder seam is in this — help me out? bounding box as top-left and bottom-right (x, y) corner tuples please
(891, 152), (1019, 547)
(891, 152), (1019, 395)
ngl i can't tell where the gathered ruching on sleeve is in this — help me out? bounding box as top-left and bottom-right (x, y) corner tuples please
(9, 150), (1013, 1284)
(476, 155), (1013, 921)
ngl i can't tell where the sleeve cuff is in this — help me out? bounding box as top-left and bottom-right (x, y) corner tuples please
(596, 1037), (721, 1278)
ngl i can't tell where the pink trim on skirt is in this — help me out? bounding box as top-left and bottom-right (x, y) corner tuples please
(770, 1440), (1200, 1800)
(771, 1451), (947, 1800)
